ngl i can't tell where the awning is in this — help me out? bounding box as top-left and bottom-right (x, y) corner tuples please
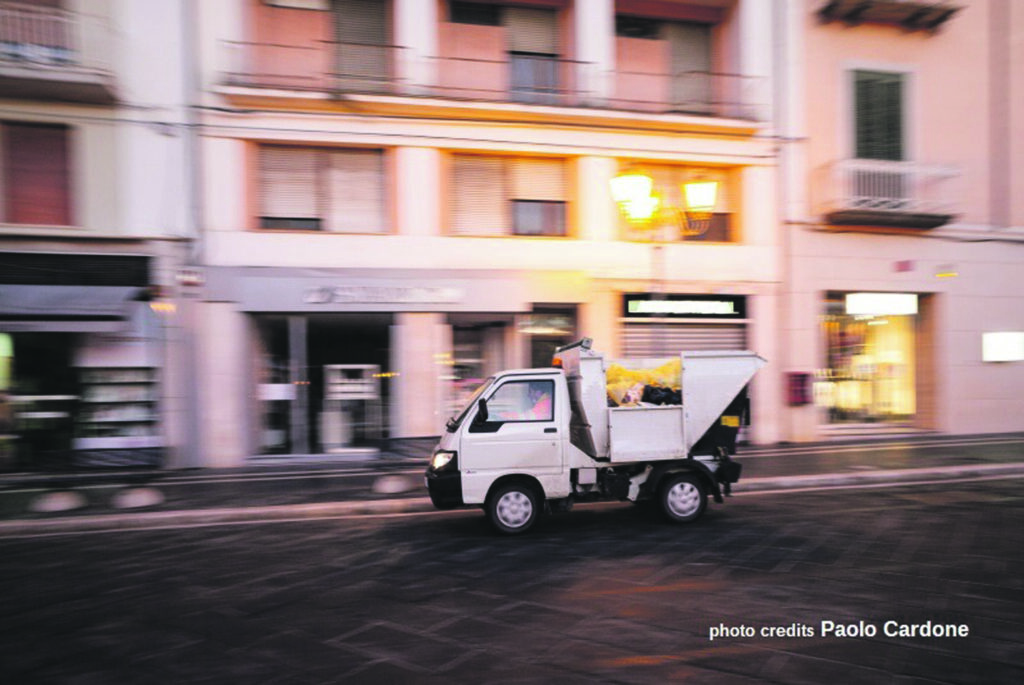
(0, 285), (143, 332)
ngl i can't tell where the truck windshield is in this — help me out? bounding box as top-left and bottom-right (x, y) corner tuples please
(446, 377), (495, 432)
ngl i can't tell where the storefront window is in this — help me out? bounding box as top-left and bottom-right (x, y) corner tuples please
(818, 292), (917, 423)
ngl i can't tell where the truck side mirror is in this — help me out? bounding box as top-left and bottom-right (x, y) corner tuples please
(476, 398), (489, 423)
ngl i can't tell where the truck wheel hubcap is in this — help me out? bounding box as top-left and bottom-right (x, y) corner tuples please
(497, 491), (532, 528)
(667, 482), (700, 517)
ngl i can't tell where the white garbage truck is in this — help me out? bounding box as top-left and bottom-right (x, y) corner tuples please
(425, 338), (766, 534)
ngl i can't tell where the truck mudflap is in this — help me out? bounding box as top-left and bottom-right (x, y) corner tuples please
(714, 447), (743, 496)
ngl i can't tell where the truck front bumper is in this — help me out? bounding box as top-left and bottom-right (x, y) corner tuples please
(425, 468), (464, 509)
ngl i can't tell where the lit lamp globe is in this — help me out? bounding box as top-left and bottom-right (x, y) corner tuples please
(610, 170), (659, 224)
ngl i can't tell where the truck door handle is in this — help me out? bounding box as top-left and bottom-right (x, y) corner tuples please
(544, 427), (558, 433)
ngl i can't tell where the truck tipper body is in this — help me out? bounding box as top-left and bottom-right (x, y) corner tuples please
(425, 338), (766, 534)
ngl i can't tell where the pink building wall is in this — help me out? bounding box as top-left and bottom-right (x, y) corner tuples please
(803, 1), (991, 224)
(246, 0), (331, 90)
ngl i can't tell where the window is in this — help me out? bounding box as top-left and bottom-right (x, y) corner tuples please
(1, 122), (71, 225)
(854, 70), (904, 161)
(616, 16), (661, 39)
(451, 155), (567, 237)
(450, 1), (501, 26)
(258, 145), (386, 232)
(851, 70), (907, 208)
(506, 7), (560, 104)
(488, 380), (554, 422)
(512, 200), (565, 236)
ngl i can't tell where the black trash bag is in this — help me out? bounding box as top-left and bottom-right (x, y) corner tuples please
(641, 385), (682, 405)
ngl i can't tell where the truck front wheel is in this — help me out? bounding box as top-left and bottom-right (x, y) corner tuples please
(659, 473), (707, 523)
(488, 482), (540, 534)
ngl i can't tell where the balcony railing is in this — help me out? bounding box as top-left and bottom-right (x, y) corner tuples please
(826, 159), (960, 228)
(221, 40), (767, 121)
(0, 1), (115, 103)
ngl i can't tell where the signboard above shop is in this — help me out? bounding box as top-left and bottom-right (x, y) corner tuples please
(204, 267), (539, 314)
(622, 293), (747, 320)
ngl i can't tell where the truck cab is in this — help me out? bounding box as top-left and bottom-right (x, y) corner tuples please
(426, 339), (765, 534)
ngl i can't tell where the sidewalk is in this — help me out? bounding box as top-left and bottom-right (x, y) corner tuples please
(1, 434), (1023, 535)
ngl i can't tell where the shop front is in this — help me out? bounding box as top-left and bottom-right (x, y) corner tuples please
(0, 252), (163, 470)
(207, 267), (580, 460)
(816, 292), (921, 426)
(620, 293), (749, 357)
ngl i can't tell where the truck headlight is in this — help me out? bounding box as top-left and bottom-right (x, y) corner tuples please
(430, 450), (456, 471)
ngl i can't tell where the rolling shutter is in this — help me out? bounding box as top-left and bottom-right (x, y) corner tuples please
(259, 146), (319, 221)
(451, 154), (508, 235)
(505, 7), (559, 54)
(666, 21), (711, 112)
(623, 323), (746, 357)
(326, 148), (385, 233)
(335, 0), (389, 91)
(3, 123), (71, 225)
(510, 157), (564, 201)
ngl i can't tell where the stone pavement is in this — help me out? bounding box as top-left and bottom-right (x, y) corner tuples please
(1, 433), (1023, 536)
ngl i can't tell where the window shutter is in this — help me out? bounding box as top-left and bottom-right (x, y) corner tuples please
(326, 148), (385, 233)
(665, 22), (712, 112)
(505, 7), (559, 54)
(260, 146), (320, 220)
(334, 0), (389, 91)
(3, 123), (71, 225)
(855, 71), (903, 161)
(510, 157), (564, 201)
(451, 155), (508, 235)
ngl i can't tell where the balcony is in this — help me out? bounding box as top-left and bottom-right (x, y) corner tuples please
(825, 159), (960, 229)
(818, 0), (960, 32)
(0, 2), (115, 104)
(220, 39), (766, 124)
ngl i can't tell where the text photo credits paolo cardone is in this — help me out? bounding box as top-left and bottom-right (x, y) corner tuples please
(708, 620), (971, 642)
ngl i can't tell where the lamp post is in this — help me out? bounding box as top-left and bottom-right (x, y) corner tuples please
(610, 168), (719, 355)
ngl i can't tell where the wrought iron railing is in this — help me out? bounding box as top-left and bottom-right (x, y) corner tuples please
(0, 1), (75, 64)
(222, 40), (768, 121)
(830, 159), (960, 216)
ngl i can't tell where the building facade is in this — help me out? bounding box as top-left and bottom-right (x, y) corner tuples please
(0, 0), (195, 470)
(779, 0), (1024, 441)
(191, 0), (783, 466)
(3, 0), (1021, 471)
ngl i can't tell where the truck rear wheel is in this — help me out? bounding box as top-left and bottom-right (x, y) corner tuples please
(659, 473), (707, 523)
(488, 482), (540, 534)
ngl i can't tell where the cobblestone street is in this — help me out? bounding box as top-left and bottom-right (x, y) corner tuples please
(2, 478), (1022, 684)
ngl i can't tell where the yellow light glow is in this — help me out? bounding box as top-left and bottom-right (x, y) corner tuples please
(610, 171), (654, 204)
(682, 180), (718, 214)
(620, 195), (660, 223)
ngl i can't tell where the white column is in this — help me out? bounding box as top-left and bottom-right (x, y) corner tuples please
(391, 313), (449, 437)
(737, 0), (774, 127)
(199, 302), (249, 466)
(747, 291), (782, 446)
(573, 0), (614, 105)
(395, 147), (441, 236)
(576, 156), (617, 242)
(394, 0), (438, 94)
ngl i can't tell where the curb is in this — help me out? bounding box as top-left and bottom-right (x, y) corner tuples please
(0, 498), (437, 536)
(736, 461), (1024, 493)
(2, 462), (1024, 536)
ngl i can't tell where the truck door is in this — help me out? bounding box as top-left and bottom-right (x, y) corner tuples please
(459, 377), (565, 503)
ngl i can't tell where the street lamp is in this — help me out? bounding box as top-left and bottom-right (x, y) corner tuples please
(610, 168), (719, 238)
(610, 167), (720, 356)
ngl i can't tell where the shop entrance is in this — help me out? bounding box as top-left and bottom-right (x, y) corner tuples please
(254, 314), (391, 456)
(0, 332), (78, 470)
(819, 292), (918, 424)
